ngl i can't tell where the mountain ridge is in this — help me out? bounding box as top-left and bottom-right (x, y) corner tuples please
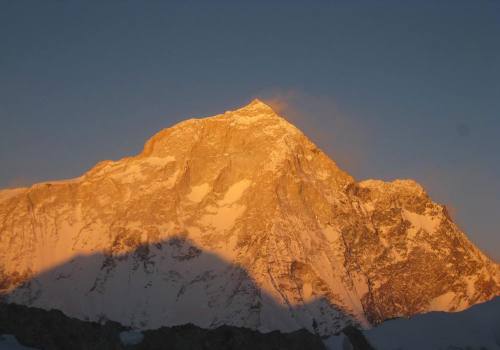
(0, 99), (498, 336)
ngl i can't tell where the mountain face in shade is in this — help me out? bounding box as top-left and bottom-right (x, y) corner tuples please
(0, 100), (498, 336)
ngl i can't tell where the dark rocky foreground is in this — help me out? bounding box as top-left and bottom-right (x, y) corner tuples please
(0, 302), (327, 350)
(342, 326), (375, 350)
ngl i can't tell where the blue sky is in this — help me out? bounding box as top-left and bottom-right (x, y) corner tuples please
(1, 1), (499, 260)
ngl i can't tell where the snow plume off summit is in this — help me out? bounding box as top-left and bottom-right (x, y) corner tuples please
(0, 99), (498, 336)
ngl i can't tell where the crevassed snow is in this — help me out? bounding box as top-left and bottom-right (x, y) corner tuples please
(0, 335), (39, 350)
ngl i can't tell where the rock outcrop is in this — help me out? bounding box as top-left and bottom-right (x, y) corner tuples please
(0, 302), (326, 350)
(0, 99), (498, 335)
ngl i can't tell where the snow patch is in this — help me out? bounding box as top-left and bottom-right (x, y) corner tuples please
(187, 183), (210, 202)
(322, 226), (341, 243)
(427, 291), (456, 311)
(199, 205), (247, 232)
(302, 283), (313, 299)
(402, 210), (439, 235)
(196, 180), (251, 232)
(220, 179), (251, 204)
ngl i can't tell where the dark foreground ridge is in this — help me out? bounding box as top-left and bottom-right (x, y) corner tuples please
(342, 326), (375, 350)
(0, 302), (327, 350)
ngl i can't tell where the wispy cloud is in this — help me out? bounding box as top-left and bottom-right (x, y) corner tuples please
(255, 87), (499, 262)
(255, 87), (372, 179)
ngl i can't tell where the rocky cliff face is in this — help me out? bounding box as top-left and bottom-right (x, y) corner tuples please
(0, 100), (498, 336)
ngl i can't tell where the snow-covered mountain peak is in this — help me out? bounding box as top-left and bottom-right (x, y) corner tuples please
(222, 98), (298, 133)
(0, 100), (498, 336)
(139, 99), (300, 160)
(236, 98), (276, 113)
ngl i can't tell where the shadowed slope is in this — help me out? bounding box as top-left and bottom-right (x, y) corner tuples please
(1, 237), (357, 336)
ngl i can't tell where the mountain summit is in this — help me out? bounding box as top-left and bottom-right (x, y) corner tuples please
(0, 100), (498, 335)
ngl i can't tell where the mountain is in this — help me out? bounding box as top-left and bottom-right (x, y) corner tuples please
(325, 297), (500, 350)
(0, 99), (498, 336)
(0, 302), (326, 350)
(360, 296), (500, 350)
